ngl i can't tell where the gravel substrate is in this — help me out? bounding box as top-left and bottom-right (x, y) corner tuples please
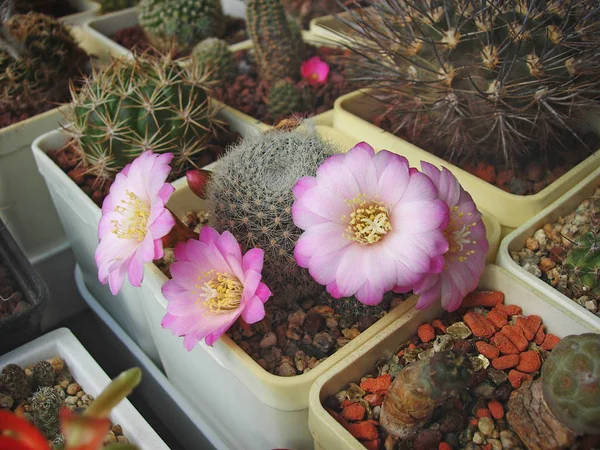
(510, 187), (599, 319)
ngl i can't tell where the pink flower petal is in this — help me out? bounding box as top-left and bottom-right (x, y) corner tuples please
(240, 296), (266, 324)
(242, 248), (264, 273)
(292, 176), (318, 199)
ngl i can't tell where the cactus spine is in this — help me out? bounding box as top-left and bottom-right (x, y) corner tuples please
(65, 54), (220, 183)
(139, 0), (225, 54)
(246, 0), (305, 84)
(192, 38), (236, 83)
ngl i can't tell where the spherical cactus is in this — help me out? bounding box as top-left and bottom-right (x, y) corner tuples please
(98, 0), (139, 13)
(565, 229), (600, 299)
(344, 0), (600, 167)
(541, 333), (600, 434)
(32, 361), (56, 388)
(64, 54), (220, 183)
(139, 0), (226, 54)
(31, 386), (65, 440)
(205, 123), (338, 302)
(0, 364), (30, 402)
(267, 79), (306, 119)
(192, 38), (236, 83)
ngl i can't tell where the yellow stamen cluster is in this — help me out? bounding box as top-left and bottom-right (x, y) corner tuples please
(196, 270), (243, 314)
(111, 190), (150, 241)
(342, 194), (392, 245)
(444, 206), (477, 263)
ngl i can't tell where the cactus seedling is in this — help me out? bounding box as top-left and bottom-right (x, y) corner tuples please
(192, 38), (236, 83)
(0, 364), (30, 402)
(267, 80), (307, 119)
(30, 386), (65, 440)
(380, 350), (473, 438)
(32, 361), (56, 388)
(139, 0), (226, 54)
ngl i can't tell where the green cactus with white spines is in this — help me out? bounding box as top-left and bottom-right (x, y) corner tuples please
(205, 123), (336, 302)
(246, 0), (305, 85)
(267, 80), (307, 119)
(30, 387), (65, 440)
(98, 0), (139, 13)
(192, 38), (236, 83)
(139, 0), (225, 54)
(65, 54), (220, 183)
(343, 0), (600, 166)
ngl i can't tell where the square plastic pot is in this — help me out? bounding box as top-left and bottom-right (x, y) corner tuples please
(0, 218), (48, 354)
(31, 112), (266, 364)
(333, 90), (600, 237)
(309, 8), (373, 45)
(497, 166), (600, 329)
(0, 328), (168, 450)
(58, 0), (101, 26)
(308, 264), (599, 450)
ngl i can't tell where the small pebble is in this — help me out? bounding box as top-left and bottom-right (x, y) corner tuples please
(584, 299), (598, 313)
(478, 416), (495, 436)
(488, 438), (503, 450)
(104, 430), (117, 444)
(64, 396), (78, 405)
(259, 332), (277, 348)
(66, 383), (81, 396)
(325, 317), (338, 329)
(342, 328), (360, 339)
(525, 238), (539, 251)
(276, 360), (297, 377)
(500, 430), (521, 449)
(446, 322), (472, 340)
(473, 431), (486, 444)
(433, 334), (455, 352)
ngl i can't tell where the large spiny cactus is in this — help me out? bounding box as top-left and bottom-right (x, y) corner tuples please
(246, 0), (305, 84)
(205, 124), (336, 302)
(342, 0), (600, 166)
(139, 0), (225, 54)
(64, 54), (220, 183)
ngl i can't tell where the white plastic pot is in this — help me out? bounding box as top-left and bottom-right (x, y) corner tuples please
(0, 328), (168, 450)
(308, 264), (599, 450)
(31, 113), (266, 364)
(59, 0), (101, 26)
(497, 166), (600, 329)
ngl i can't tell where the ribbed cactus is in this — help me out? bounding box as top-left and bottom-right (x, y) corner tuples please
(246, 0), (305, 84)
(0, 12), (87, 124)
(205, 123), (337, 302)
(30, 387), (65, 440)
(139, 0), (225, 54)
(32, 361), (56, 388)
(541, 333), (600, 434)
(267, 80), (306, 119)
(192, 38), (236, 83)
(343, 0), (600, 166)
(98, 0), (139, 13)
(64, 54), (219, 182)
(0, 364), (30, 402)
(380, 350), (473, 438)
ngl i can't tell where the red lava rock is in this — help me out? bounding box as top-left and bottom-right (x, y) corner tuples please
(364, 393), (383, 407)
(541, 334), (561, 350)
(346, 421), (378, 441)
(342, 403), (366, 421)
(360, 374), (391, 394)
(417, 324), (436, 343)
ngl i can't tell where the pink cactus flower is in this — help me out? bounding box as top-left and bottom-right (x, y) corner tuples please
(301, 56), (329, 85)
(292, 142), (450, 306)
(96, 151), (175, 295)
(412, 162), (488, 312)
(161, 226), (272, 350)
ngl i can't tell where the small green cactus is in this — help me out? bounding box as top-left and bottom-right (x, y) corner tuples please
(139, 0), (225, 54)
(32, 361), (56, 388)
(246, 0), (305, 85)
(206, 123), (337, 302)
(542, 333), (600, 434)
(0, 364), (30, 402)
(267, 80), (307, 119)
(64, 54), (220, 182)
(192, 38), (236, 83)
(30, 386), (65, 440)
(98, 0), (139, 13)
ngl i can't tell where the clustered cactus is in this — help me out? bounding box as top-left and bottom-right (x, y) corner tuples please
(246, 0), (305, 85)
(0, 12), (88, 125)
(32, 361), (56, 388)
(64, 54), (220, 183)
(192, 38), (237, 83)
(343, 0), (600, 166)
(205, 123), (336, 302)
(380, 350), (473, 438)
(31, 386), (65, 441)
(0, 364), (30, 402)
(98, 0), (139, 13)
(267, 79), (308, 119)
(139, 0), (226, 54)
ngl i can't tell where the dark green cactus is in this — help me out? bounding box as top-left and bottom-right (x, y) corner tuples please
(32, 361), (55, 388)
(192, 38), (236, 83)
(139, 0), (226, 54)
(64, 53), (220, 182)
(542, 333), (600, 434)
(206, 123), (337, 303)
(246, 0), (305, 85)
(0, 364), (30, 402)
(565, 231), (600, 296)
(98, 0), (139, 13)
(267, 80), (307, 119)
(30, 387), (64, 440)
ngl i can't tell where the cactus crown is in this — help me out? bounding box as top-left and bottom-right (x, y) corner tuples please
(246, 0), (305, 84)
(428, 350), (473, 396)
(192, 38), (236, 83)
(342, 0), (600, 166)
(267, 79), (307, 120)
(30, 386), (65, 440)
(32, 361), (56, 388)
(65, 54), (220, 183)
(541, 332), (600, 434)
(206, 123), (338, 302)
(0, 364), (30, 401)
(139, 0), (225, 54)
